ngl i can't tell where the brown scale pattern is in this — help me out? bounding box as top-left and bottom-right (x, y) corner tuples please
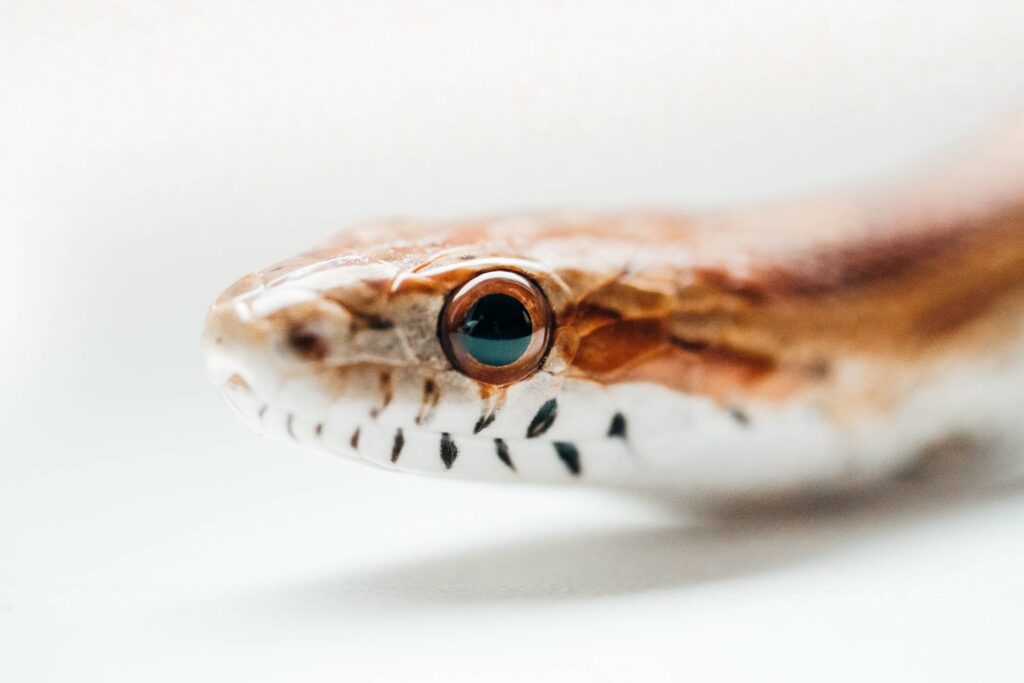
(559, 207), (1024, 403)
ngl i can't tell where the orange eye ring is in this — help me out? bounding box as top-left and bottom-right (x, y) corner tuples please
(439, 270), (553, 385)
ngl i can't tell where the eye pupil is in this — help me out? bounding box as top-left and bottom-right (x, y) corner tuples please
(461, 293), (532, 366)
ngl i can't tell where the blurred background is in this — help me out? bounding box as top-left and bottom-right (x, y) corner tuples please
(3, 1), (1024, 681)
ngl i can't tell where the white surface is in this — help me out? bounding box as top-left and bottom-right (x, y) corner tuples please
(3, 2), (1024, 681)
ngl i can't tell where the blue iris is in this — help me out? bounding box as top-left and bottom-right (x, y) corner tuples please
(460, 293), (532, 366)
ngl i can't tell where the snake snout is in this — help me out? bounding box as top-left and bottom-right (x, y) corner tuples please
(202, 303), (257, 391)
(201, 293), (291, 401)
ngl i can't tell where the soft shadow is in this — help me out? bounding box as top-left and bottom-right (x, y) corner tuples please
(214, 439), (1024, 617)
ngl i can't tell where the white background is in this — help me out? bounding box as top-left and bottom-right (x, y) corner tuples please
(3, 2), (1024, 681)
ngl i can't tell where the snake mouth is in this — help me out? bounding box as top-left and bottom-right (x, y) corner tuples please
(214, 373), (263, 427)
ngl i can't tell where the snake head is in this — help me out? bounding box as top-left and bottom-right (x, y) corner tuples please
(202, 216), (647, 484)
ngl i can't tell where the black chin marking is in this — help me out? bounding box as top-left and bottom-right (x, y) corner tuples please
(440, 432), (458, 469)
(608, 412), (627, 438)
(553, 442), (581, 475)
(371, 371), (393, 419)
(350, 427), (361, 450)
(474, 411), (497, 434)
(415, 378), (440, 425)
(474, 391), (507, 434)
(494, 438), (514, 471)
(729, 408), (750, 426)
(286, 413), (297, 441)
(526, 398), (558, 438)
(391, 428), (405, 463)
(315, 423), (324, 437)
(258, 404), (268, 421)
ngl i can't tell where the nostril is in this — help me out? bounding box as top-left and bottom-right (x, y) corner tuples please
(287, 323), (330, 361)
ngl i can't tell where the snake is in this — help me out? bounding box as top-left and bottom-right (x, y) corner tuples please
(203, 116), (1024, 501)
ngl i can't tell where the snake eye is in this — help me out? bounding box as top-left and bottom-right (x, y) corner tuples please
(439, 270), (553, 385)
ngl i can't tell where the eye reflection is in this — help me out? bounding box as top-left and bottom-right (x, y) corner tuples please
(439, 270), (552, 385)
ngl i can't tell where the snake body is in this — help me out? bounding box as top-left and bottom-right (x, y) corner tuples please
(203, 119), (1024, 500)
